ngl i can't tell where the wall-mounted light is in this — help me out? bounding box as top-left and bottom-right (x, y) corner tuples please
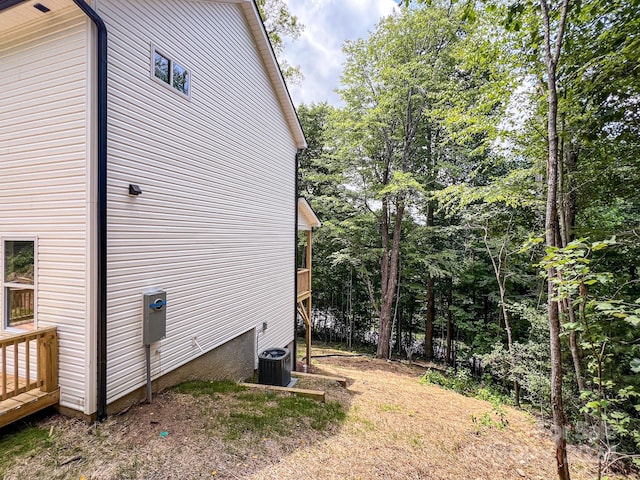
(33, 3), (50, 13)
(129, 184), (142, 196)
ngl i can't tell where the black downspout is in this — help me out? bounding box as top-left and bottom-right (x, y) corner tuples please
(72, 0), (108, 422)
(293, 149), (302, 371)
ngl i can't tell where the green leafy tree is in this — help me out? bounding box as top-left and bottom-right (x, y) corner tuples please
(539, 238), (640, 475)
(500, 1), (640, 476)
(334, 1), (509, 359)
(256, 0), (304, 84)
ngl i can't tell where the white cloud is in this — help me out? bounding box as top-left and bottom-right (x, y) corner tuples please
(282, 0), (398, 107)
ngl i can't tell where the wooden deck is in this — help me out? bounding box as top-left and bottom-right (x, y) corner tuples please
(297, 268), (311, 301)
(0, 327), (59, 428)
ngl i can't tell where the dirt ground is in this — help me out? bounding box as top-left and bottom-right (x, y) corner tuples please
(1, 350), (630, 480)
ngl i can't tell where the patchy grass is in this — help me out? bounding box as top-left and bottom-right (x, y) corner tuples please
(1, 376), (348, 480)
(0, 348), (632, 480)
(173, 379), (345, 440)
(173, 379), (247, 396)
(0, 425), (50, 476)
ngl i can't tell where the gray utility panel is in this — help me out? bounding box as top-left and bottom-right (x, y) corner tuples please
(143, 290), (166, 345)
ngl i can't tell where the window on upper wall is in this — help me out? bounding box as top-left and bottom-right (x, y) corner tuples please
(152, 47), (190, 97)
(3, 240), (36, 330)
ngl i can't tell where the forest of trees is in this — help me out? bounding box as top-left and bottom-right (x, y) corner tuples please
(287, 1), (639, 479)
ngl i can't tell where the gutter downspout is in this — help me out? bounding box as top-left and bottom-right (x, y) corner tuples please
(293, 149), (303, 371)
(72, 0), (108, 422)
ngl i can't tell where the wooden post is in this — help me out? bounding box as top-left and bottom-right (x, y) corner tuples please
(13, 342), (18, 394)
(25, 335), (31, 391)
(38, 329), (58, 393)
(1, 345), (6, 401)
(306, 230), (312, 277)
(305, 230), (312, 368)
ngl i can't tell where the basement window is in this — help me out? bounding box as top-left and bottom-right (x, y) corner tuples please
(3, 240), (36, 330)
(152, 46), (190, 97)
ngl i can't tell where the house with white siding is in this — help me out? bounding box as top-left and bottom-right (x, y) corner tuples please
(0, 0), (306, 423)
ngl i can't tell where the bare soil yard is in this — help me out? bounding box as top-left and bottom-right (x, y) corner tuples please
(0, 348), (629, 480)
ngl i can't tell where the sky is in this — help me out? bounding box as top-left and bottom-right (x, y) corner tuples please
(281, 0), (399, 107)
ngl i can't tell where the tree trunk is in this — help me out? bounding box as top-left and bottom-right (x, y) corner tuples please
(376, 201), (404, 359)
(378, 308), (392, 359)
(569, 328), (585, 392)
(561, 297), (586, 392)
(446, 285), (453, 366)
(540, 1), (571, 478)
(559, 135), (584, 392)
(425, 276), (435, 358)
(504, 306), (521, 408)
(483, 224), (520, 407)
(347, 267), (353, 349)
(424, 201), (435, 358)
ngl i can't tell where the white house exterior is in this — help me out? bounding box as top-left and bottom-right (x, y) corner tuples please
(0, 0), (305, 419)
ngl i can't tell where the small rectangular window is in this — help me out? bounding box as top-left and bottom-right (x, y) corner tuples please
(154, 51), (170, 84)
(151, 46), (190, 98)
(172, 62), (189, 95)
(3, 240), (35, 329)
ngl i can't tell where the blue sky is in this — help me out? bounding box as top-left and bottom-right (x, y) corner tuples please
(282, 0), (399, 107)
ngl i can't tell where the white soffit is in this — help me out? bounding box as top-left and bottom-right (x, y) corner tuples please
(0, 0), (75, 31)
(298, 197), (321, 231)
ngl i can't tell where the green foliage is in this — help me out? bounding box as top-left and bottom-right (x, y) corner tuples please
(255, 0), (304, 83)
(298, 0), (640, 471)
(420, 368), (511, 406)
(539, 238), (640, 459)
(470, 401), (510, 434)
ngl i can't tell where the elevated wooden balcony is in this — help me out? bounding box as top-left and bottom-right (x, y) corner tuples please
(297, 268), (311, 301)
(0, 327), (59, 428)
(297, 198), (321, 369)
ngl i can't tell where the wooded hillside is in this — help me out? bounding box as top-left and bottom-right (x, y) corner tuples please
(295, 1), (640, 478)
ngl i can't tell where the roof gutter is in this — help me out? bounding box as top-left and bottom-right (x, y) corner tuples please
(71, 0), (108, 422)
(0, 0), (22, 9)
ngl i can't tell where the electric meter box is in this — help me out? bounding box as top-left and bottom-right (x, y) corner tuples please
(143, 290), (166, 345)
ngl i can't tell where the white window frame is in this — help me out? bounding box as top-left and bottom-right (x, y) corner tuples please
(150, 44), (191, 99)
(1, 237), (37, 332)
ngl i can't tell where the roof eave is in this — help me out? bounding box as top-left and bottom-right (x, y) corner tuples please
(239, 0), (306, 150)
(298, 197), (321, 230)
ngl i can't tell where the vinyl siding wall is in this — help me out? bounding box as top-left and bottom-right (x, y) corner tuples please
(0, 6), (94, 413)
(98, 0), (297, 402)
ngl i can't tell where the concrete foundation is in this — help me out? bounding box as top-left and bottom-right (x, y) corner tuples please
(108, 328), (256, 415)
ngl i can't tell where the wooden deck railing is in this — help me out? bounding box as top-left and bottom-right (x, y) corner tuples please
(297, 268), (311, 297)
(0, 327), (58, 401)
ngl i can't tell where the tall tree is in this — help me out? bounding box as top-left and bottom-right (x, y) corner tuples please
(539, 1), (572, 477)
(335, 5), (464, 358)
(256, 0), (304, 83)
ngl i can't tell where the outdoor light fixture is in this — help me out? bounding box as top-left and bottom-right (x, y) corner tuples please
(33, 3), (50, 13)
(129, 184), (142, 196)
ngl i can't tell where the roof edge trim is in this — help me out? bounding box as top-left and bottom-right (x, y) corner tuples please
(0, 0), (28, 11)
(240, 0), (306, 149)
